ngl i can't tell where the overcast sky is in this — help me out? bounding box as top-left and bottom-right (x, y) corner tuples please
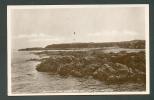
(9, 5), (148, 49)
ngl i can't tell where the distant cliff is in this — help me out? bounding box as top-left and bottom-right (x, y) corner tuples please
(18, 47), (44, 51)
(45, 40), (145, 49)
(19, 40), (145, 51)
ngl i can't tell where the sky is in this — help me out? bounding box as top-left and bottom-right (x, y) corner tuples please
(9, 5), (148, 49)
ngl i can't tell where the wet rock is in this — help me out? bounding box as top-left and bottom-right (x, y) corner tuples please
(36, 57), (59, 72)
(82, 63), (100, 76)
(106, 75), (117, 83)
(36, 50), (146, 84)
(129, 69), (146, 83)
(71, 70), (83, 77)
(93, 64), (116, 81)
(93, 63), (131, 83)
(57, 63), (73, 76)
(115, 63), (129, 78)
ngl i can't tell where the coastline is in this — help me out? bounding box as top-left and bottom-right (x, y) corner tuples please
(33, 48), (146, 85)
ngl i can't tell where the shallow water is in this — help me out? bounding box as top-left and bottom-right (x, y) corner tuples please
(11, 50), (145, 94)
(103, 47), (144, 53)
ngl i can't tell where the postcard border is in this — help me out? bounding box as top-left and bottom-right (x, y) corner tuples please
(7, 4), (150, 96)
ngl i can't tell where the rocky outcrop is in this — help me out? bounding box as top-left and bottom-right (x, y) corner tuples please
(36, 51), (146, 84)
(93, 63), (130, 83)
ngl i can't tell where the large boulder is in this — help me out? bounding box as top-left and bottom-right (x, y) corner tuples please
(82, 63), (100, 76)
(114, 63), (130, 82)
(36, 58), (59, 72)
(93, 63), (130, 83)
(71, 70), (83, 77)
(57, 63), (73, 76)
(93, 63), (116, 81)
(129, 68), (146, 83)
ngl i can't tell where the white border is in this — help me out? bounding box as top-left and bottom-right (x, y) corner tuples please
(7, 4), (150, 96)
(7, 5), (12, 96)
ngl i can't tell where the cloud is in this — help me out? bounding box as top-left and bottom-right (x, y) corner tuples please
(80, 30), (144, 42)
(87, 32), (102, 36)
(29, 38), (61, 43)
(14, 33), (52, 39)
(12, 30), (144, 49)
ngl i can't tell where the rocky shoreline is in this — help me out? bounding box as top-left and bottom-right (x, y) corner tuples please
(35, 50), (146, 84)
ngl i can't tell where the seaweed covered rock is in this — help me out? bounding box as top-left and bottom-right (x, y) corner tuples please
(36, 50), (146, 84)
(93, 63), (116, 81)
(36, 56), (75, 72)
(111, 51), (145, 72)
(113, 63), (130, 82)
(57, 63), (73, 76)
(82, 63), (100, 76)
(36, 57), (59, 72)
(93, 63), (132, 83)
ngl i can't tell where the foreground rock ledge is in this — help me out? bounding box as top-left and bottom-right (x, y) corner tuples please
(36, 51), (146, 84)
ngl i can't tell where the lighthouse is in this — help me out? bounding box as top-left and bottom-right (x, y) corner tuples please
(73, 32), (76, 42)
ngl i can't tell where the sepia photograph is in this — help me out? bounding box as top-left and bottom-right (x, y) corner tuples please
(7, 5), (149, 96)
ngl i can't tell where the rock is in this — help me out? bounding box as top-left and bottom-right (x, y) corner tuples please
(83, 56), (100, 65)
(93, 64), (116, 81)
(129, 69), (146, 83)
(71, 70), (83, 77)
(35, 50), (146, 84)
(104, 64), (116, 73)
(114, 63), (129, 82)
(57, 63), (73, 76)
(36, 62), (58, 72)
(106, 75), (117, 83)
(83, 63), (100, 76)
(93, 63), (131, 83)
(115, 63), (128, 69)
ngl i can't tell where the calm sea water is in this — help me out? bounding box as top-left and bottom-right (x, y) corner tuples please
(11, 49), (145, 94)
